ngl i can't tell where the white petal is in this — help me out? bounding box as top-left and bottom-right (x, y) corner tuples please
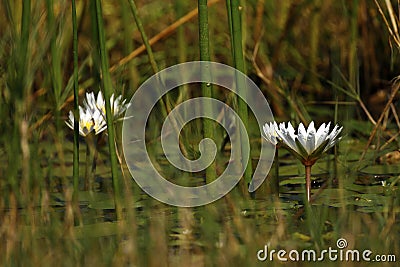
(84, 92), (97, 112)
(297, 122), (308, 152)
(326, 125), (343, 147)
(327, 125), (340, 141)
(92, 109), (107, 135)
(277, 122), (298, 152)
(112, 95), (120, 116)
(97, 91), (104, 105)
(315, 122), (329, 148)
(65, 111), (74, 130)
(305, 122), (316, 154)
(95, 91), (105, 115)
(306, 121), (315, 134)
(262, 122), (278, 145)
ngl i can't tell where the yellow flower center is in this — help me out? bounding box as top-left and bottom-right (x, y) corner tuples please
(83, 119), (94, 134)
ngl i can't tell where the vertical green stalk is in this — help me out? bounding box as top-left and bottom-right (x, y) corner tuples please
(272, 148), (279, 195)
(128, 0), (191, 167)
(46, 0), (63, 109)
(127, 0), (158, 73)
(17, 0), (31, 210)
(17, 0), (31, 100)
(309, 0), (322, 91)
(89, 0), (101, 82)
(175, 0), (187, 63)
(333, 85), (339, 186)
(84, 139), (92, 191)
(71, 0), (80, 203)
(331, 43), (340, 173)
(198, 0), (216, 183)
(228, 0), (253, 186)
(84, 135), (99, 191)
(119, 0), (139, 91)
(94, 0), (122, 220)
(225, 0), (234, 60)
(349, 0), (359, 91)
(127, 0), (169, 121)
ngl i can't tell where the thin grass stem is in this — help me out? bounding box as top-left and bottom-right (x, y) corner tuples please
(71, 0), (80, 207)
(228, 0), (253, 186)
(272, 148), (279, 195)
(198, 0), (217, 183)
(94, 0), (122, 220)
(127, 0), (159, 74)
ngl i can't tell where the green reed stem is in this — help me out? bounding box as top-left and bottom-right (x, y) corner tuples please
(272, 148), (279, 195)
(119, 0), (138, 91)
(89, 0), (101, 90)
(84, 136), (95, 191)
(71, 0), (80, 202)
(46, 0), (63, 109)
(175, 0), (187, 63)
(16, 0), (31, 100)
(225, 0), (234, 59)
(349, 0), (359, 91)
(94, 0), (122, 220)
(228, 0), (253, 186)
(309, 0), (322, 91)
(198, 0), (217, 183)
(127, 0), (169, 121)
(127, 0), (158, 73)
(19, 0), (31, 206)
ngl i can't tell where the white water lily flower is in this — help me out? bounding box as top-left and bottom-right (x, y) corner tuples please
(65, 106), (107, 136)
(83, 91), (104, 114)
(109, 93), (130, 118)
(84, 91), (130, 119)
(263, 120), (343, 202)
(276, 121), (343, 165)
(66, 91), (130, 136)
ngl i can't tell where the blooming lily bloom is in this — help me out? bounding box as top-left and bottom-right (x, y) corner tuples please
(110, 94), (130, 118)
(276, 121), (342, 166)
(83, 91), (104, 114)
(65, 106), (107, 136)
(84, 91), (130, 119)
(263, 121), (343, 202)
(66, 91), (130, 136)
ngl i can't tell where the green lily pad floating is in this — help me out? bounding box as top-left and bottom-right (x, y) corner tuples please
(312, 188), (352, 207)
(312, 189), (395, 209)
(280, 177), (305, 186)
(345, 183), (385, 194)
(278, 160), (331, 177)
(359, 164), (400, 176)
(350, 193), (392, 206)
(355, 165), (400, 185)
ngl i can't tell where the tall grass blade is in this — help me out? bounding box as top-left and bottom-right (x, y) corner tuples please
(71, 0), (80, 223)
(198, 0), (217, 183)
(94, 0), (122, 220)
(227, 0), (253, 187)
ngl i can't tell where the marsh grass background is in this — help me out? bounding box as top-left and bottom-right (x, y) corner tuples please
(0, 0), (400, 266)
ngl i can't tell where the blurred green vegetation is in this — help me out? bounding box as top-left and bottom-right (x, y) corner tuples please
(0, 0), (399, 266)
